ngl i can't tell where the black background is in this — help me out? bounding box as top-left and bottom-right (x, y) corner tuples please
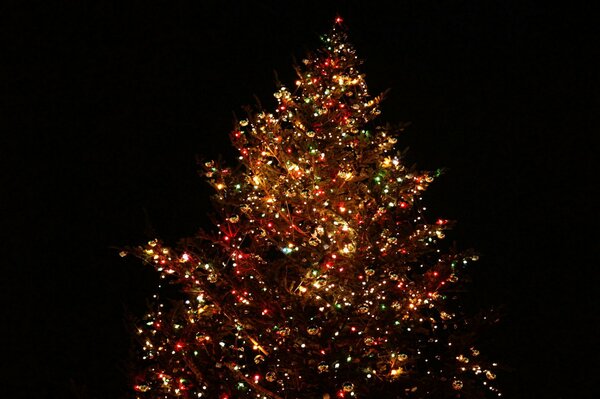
(2, 1), (597, 398)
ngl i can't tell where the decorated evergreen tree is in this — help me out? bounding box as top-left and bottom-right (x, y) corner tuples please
(127, 20), (500, 399)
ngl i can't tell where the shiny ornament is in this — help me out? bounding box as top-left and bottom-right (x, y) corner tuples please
(452, 380), (463, 390)
(195, 333), (210, 342)
(307, 326), (320, 335)
(277, 327), (291, 336)
(357, 305), (369, 314)
(398, 353), (408, 361)
(240, 205), (251, 214)
(254, 354), (265, 364)
(306, 131), (316, 137)
(457, 354), (469, 363)
(315, 277), (327, 288)
(134, 384), (150, 392)
(207, 273), (218, 283)
(239, 119), (249, 126)
(318, 362), (329, 373)
(364, 337), (375, 346)
(365, 268), (375, 276)
(342, 382), (354, 392)
(486, 371), (496, 380)
(227, 215), (240, 223)
(440, 311), (452, 320)
(389, 272), (399, 281)
(265, 371), (277, 382)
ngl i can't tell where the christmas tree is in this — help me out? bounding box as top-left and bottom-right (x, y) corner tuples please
(128, 20), (500, 399)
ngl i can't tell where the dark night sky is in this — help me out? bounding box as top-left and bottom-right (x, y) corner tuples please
(2, 1), (597, 398)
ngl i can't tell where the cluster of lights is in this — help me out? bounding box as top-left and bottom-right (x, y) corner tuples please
(130, 19), (500, 399)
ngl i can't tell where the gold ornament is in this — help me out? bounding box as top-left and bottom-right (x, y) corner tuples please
(381, 157), (393, 168)
(357, 305), (369, 314)
(486, 371), (496, 380)
(457, 354), (469, 363)
(227, 215), (239, 223)
(265, 371), (277, 382)
(277, 327), (291, 337)
(306, 326), (320, 335)
(337, 170), (354, 180)
(240, 205), (251, 214)
(254, 354), (265, 364)
(318, 362), (329, 373)
(364, 337), (375, 346)
(307, 326), (320, 335)
(452, 380), (463, 390)
(135, 384), (150, 392)
(389, 272), (399, 280)
(306, 131), (316, 137)
(342, 382), (354, 392)
(365, 268), (375, 276)
(440, 311), (452, 320)
(315, 277), (327, 288)
(207, 273), (218, 283)
(195, 333), (209, 342)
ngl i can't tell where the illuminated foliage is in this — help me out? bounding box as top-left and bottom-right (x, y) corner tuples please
(128, 20), (499, 399)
